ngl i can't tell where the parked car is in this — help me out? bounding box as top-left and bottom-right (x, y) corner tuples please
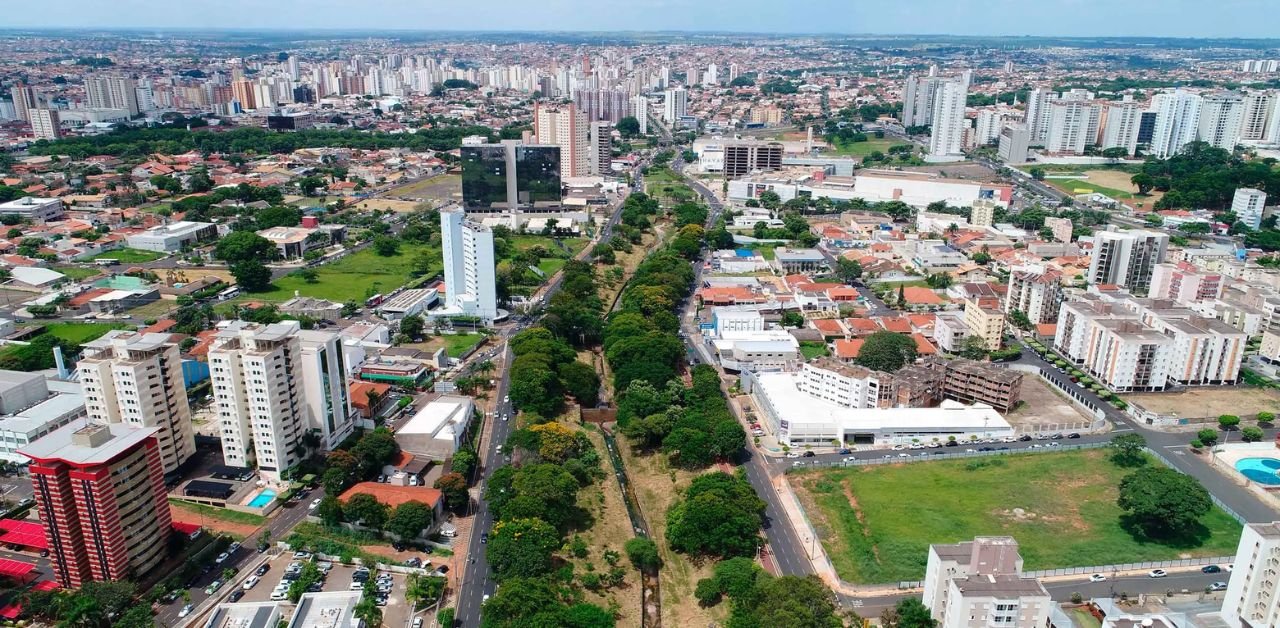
(205, 579), (224, 595)
(1018, 435), (1033, 442)
(243, 576), (260, 590)
(838, 448), (852, 455)
(1202, 565), (1222, 573)
(179, 604), (195, 618)
(215, 552), (229, 564)
(802, 451), (815, 458)
(255, 564), (270, 577)
(1088, 574), (1106, 583)
(229, 590), (245, 603)
(308, 499), (322, 510)
(1148, 569), (1167, 578)
(1210, 581), (1228, 591)
(785, 452), (799, 458)
(944, 440), (958, 447)
(1067, 433), (1082, 439)
(228, 541), (241, 553)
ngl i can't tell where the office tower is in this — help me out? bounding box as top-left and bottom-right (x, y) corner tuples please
(209, 321), (308, 481)
(589, 121), (612, 175)
(923, 537), (1051, 628)
(1198, 91), (1244, 151)
(1086, 229), (1170, 293)
(1223, 522), (1280, 628)
(1150, 90), (1203, 158)
(11, 84), (37, 123)
(297, 330), (355, 451)
(78, 331), (195, 476)
(20, 422), (171, 588)
(441, 207), (498, 322)
(928, 79), (967, 159)
(534, 103), (589, 179)
(997, 124), (1030, 163)
(460, 141), (561, 212)
(704, 63), (718, 86)
(630, 95), (649, 134)
(1136, 110), (1159, 147)
(1005, 265), (1064, 325)
(30, 108), (61, 140)
(664, 87), (687, 123)
(1240, 91), (1275, 141)
(1101, 100), (1143, 155)
(1024, 88), (1057, 144)
(1046, 101), (1101, 155)
(84, 76), (140, 116)
(1233, 187), (1268, 230)
(722, 140), (783, 178)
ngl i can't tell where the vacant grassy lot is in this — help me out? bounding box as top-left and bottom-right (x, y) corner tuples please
(88, 248), (167, 263)
(168, 498), (266, 526)
(799, 341), (830, 360)
(413, 333), (488, 358)
(52, 266), (103, 281)
(791, 449), (1242, 584)
(247, 244), (439, 303)
(384, 174), (461, 201)
(41, 321), (130, 344)
(827, 137), (903, 157)
(1123, 387), (1280, 420)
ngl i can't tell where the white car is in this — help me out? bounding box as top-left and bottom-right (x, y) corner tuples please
(271, 590), (289, 601)
(1227, 564), (1234, 572)
(785, 452), (800, 458)
(1148, 569), (1167, 578)
(891, 444), (907, 451)
(179, 604), (194, 618)
(309, 498), (322, 510)
(1088, 574), (1106, 583)
(244, 576), (260, 589)
(215, 552), (229, 564)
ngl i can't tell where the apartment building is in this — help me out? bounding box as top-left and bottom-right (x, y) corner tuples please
(1198, 91), (1244, 151)
(1005, 265), (1064, 325)
(30, 108), (61, 140)
(78, 331), (196, 476)
(1150, 90), (1203, 158)
(923, 537), (1051, 628)
(298, 330), (356, 452)
(588, 121), (612, 175)
(20, 423), (171, 588)
(1233, 188), (1268, 230)
(1054, 293), (1245, 392)
(963, 298), (1005, 351)
(1239, 91), (1275, 142)
(1086, 229), (1169, 294)
(1150, 262), (1225, 303)
(796, 359), (896, 409)
(84, 76), (140, 116)
(1101, 99), (1143, 155)
(929, 79), (968, 159)
(1046, 101), (1102, 155)
(722, 140), (783, 178)
(209, 321), (309, 481)
(798, 357), (1021, 413)
(1044, 216), (1074, 244)
(533, 103), (589, 178)
(997, 123), (1030, 163)
(938, 359), (1023, 413)
(1222, 521), (1280, 628)
(663, 87), (687, 123)
(440, 206), (498, 322)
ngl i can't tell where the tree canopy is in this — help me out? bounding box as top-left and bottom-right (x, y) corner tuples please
(1117, 466), (1212, 539)
(855, 331), (919, 372)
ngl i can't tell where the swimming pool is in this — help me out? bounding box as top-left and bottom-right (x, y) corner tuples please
(1236, 457), (1280, 485)
(247, 488), (277, 508)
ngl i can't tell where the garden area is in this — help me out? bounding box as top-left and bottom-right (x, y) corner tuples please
(790, 448), (1242, 584)
(246, 243), (440, 303)
(40, 321), (130, 344)
(87, 248), (168, 263)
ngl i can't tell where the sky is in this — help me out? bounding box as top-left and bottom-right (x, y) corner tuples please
(4, 0), (1279, 38)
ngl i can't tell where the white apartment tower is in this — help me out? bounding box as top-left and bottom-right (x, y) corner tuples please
(1240, 91), (1275, 141)
(1150, 90), (1203, 158)
(1198, 91), (1244, 151)
(589, 121), (612, 175)
(1023, 88), (1058, 144)
(923, 537), (1051, 628)
(1046, 101), (1101, 155)
(703, 63), (718, 87)
(441, 207), (498, 322)
(630, 95), (649, 135)
(29, 109), (61, 141)
(78, 331), (196, 475)
(297, 330), (356, 451)
(1005, 265), (1064, 325)
(928, 79), (968, 159)
(1223, 521), (1280, 628)
(1101, 100), (1143, 155)
(1086, 229), (1169, 293)
(664, 87), (687, 123)
(84, 76), (140, 116)
(1233, 187), (1268, 230)
(533, 103), (589, 178)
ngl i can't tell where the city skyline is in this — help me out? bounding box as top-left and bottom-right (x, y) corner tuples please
(4, 0), (1280, 38)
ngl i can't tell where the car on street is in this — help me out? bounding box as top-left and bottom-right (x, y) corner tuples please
(481, 533), (488, 544)
(838, 448), (852, 455)
(229, 590), (245, 602)
(785, 452), (799, 458)
(215, 552), (229, 564)
(1088, 574), (1106, 582)
(309, 498), (322, 510)
(1210, 581), (1228, 591)
(1067, 433), (1082, 439)
(802, 451), (815, 457)
(255, 564), (270, 576)
(244, 576), (260, 589)
(1148, 569), (1167, 578)
(179, 604), (194, 618)
(1203, 565), (1222, 573)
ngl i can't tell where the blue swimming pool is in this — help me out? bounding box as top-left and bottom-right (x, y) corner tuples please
(247, 488), (277, 508)
(1236, 457), (1280, 485)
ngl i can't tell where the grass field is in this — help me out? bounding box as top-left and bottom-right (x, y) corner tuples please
(88, 248), (167, 263)
(245, 244), (439, 303)
(52, 266), (103, 281)
(41, 322), (130, 344)
(799, 341), (830, 360)
(383, 174), (461, 201)
(168, 498), (266, 526)
(1047, 178), (1140, 200)
(791, 449), (1242, 584)
(570, 426), (642, 628)
(826, 137), (903, 157)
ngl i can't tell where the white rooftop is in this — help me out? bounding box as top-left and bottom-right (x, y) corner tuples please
(17, 421), (157, 465)
(399, 396), (471, 438)
(10, 266), (65, 286)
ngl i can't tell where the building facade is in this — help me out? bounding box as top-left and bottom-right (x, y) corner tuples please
(460, 141), (562, 213)
(440, 206), (498, 322)
(923, 537), (1051, 628)
(1005, 265), (1064, 325)
(1233, 188), (1268, 230)
(1086, 229), (1169, 294)
(533, 103), (589, 179)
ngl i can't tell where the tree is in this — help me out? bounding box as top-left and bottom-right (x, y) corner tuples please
(559, 360), (601, 407)
(694, 577), (722, 606)
(1108, 433), (1148, 468)
(1131, 173), (1155, 195)
(352, 428), (400, 476)
(758, 190), (781, 210)
(855, 331), (919, 372)
(452, 448), (479, 478)
(373, 235), (401, 256)
(343, 493), (390, 530)
(882, 598), (938, 628)
(1007, 309), (1033, 331)
(438, 607), (455, 628)
(1028, 167), (1046, 181)
(666, 472), (765, 558)
(288, 562), (323, 602)
(387, 500), (434, 540)
(405, 574), (446, 610)
(1242, 426), (1265, 443)
(780, 310), (805, 328)
(435, 472), (470, 512)
(737, 575), (844, 628)
(231, 259), (273, 292)
(399, 314), (425, 340)
(617, 116), (642, 138)
(1101, 146), (1129, 162)
(217, 231), (278, 263)
(1219, 414), (1241, 430)
(487, 517), (561, 580)
(956, 335), (990, 360)
(297, 175), (326, 196)
(835, 258), (863, 283)
(625, 537), (662, 572)
(1197, 428), (1219, 446)
(1179, 221), (1212, 236)
(1117, 466), (1212, 538)
(712, 556), (762, 600)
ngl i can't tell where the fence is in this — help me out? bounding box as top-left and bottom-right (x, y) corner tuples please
(1009, 362), (1107, 421)
(890, 555), (1233, 590)
(787, 441), (1110, 472)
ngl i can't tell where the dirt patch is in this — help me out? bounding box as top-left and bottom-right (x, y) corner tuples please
(572, 427), (642, 628)
(1123, 387), (1280, 419)
(169, 504), (259, 538)
(1007, 376), (1098, 431)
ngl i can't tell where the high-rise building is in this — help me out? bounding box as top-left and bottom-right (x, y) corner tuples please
(1149, 262), (1224, 303)
(928, 79), (968, 159)
(534, 103), (589, 179)
(664, 87), (687, 123)
(630, 95), (649, 135)
(1086, 229), (1169, 293)
(923, 537), (1051, 628)
(1023, 88), (1058, 145)
(1044, 216), (1074, 244)
(84, 76), (140, 116)
(30, 108), (61, 141)
(1136, 110), (1159, 147)
(1046, 101), (1101, 155)
(1233, 187), (1269, 230)
(703, 63), (718, 86)
(11, 84), (37, 123)
(78, 331), (196, 476)
(902, 75), (947, 128)
(1101, 100), (1143, 155)
(1005, 265), (1064, 325)
(298, 330), (356, 452)
(1150, 90), (1203, 158)
(20, 422), (171, 588)
(1223, 521), (1280, 628)
(973, 110), (1010, 146)
(1198, 91), (1244, 151)
(441, 207), (498, 322)
(1268, 96), (1280, 144)
(722, 140), (783, 178)
(231, 79), (257, 111)
(997, 124), (1030, 163)
(1240, 91), (1275, 141)
(589, 121), (612, 175)
(573, 88), (629, 124)
(460, 141), (562, 213)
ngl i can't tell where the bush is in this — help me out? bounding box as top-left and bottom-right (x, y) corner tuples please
(1197, 429), (1219, 446)
(694, 577), (722, 606)
(1258, 411), (1276, 423)
(1219, 415), (1241, 430)
(437, 608), (455, 627)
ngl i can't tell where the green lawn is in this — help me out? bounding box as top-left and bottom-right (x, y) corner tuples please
(442, 333), (487, 358)
(244, 244), (439, 303)
(826, 137), (903, 157)
(1070, 609), (1102, 628)
(52, 266), (104, 281)
(537, 258), (566, 277)
(792, 449), (1242, 584)
(799, 341), (830, 360)
(1047, 178), (1139, 200)
(168, 498), (266, 526)
(88, 248), (167, 263)
(41, 322), (130, 344)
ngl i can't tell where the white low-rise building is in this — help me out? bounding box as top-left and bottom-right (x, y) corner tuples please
(126, 221), (217, 252)
(395, 395), (475, 460)
(711, 330), (800, 373)
(0, 197), (63, 223)
(728, 170), (1012, 209)
(923, 537), (1052, 628)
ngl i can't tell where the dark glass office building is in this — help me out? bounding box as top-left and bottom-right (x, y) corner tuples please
(461, 143), (562, 212)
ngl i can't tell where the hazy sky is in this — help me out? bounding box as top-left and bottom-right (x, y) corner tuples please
(5, 0), (1279, 38)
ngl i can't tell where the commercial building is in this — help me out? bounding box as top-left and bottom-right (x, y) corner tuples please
(963, 298), (1005, 350)
(30, 108), (61, 140)
(1149, 262), (1224, 303)
(997, 124), (1030, 163)
(78, 331), (195, 476)
(1233, 188), (1268, 230)
(923, 537), (1051, 628)
(728, 170), (1011, 209)
(204, 601), (282, 628)
(395, 395), (475, 460)
(1005, 265), (1063, 325)
(1054, 292), (1246, 392)
(1222, 521), (1280, 628)
(126, 221), (218, 252)
(298, 330), (356, 452)
(1086, 229), (1169, 294)
(710, 330), (801, 372)
(534, 103), (589, 179)
(20, 422), (171, 588)
(378, 288), (438, 320)
(460, 141), (562, 213)
(0, 375), (86, 464)
(439, 207), (498, 323)
(0, 197), (64, 223)
(257, 226), (325, 259)
(288, 591), (364, 628)
(722, 140), (784, 178)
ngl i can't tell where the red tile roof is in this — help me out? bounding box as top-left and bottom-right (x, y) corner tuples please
(901, 287), (945, 305)
(833, 339), (864, 359)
